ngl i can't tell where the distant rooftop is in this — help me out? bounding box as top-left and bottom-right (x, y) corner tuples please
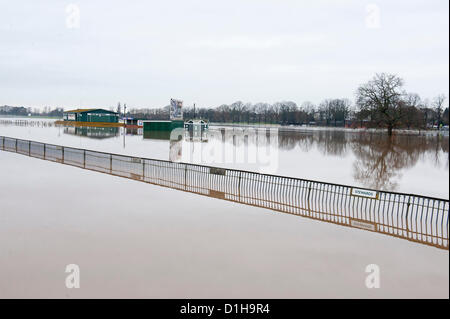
(64, 108), (118, 114)
(64, 108), (97, 113)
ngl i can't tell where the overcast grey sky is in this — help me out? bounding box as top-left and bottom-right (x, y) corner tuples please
(1, 0), (448, 110)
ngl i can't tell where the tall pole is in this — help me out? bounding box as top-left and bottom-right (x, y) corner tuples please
(123, 125), (126, 148)
(123, 104), (127, 148)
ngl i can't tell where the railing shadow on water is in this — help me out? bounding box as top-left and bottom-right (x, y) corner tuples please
(1, 135), (448, 250)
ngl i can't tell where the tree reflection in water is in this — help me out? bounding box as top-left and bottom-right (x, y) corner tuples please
(352, 135), (414, 190)
(351, 134), (449, 190)
(278, 130), (449, 191)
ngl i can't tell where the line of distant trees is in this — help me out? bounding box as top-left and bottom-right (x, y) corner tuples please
(2, 73), (448, 135)
(125, 73), (448, 135)
(0, 105), (64, 118)
(122, 98), (354, 125)
(181, 99), (353, 126)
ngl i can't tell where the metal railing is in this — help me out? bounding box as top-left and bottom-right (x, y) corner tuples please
(1, 135), (448, 250)
(0, 119), (56, 127)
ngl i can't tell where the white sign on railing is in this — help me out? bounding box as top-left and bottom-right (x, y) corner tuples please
(351, 187), (378, 199)
(350, 218), (377, 231)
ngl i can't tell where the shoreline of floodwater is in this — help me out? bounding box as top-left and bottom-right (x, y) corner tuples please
(0, 117), (448, 137)
(210, 123), (449, 136)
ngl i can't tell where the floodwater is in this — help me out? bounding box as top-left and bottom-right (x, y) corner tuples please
(0, 118), (448, 198)
(0, 118), (448, 298)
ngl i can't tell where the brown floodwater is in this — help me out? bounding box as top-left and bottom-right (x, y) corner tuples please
(0, 118), (448, 198)
(0, 118), (448, 298)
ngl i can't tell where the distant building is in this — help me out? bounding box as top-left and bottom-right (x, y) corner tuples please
(63, 109), (119, 123)
(123, 117), (144, 127)
(184, 119), (208, 132)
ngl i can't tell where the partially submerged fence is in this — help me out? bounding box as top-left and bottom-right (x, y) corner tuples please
(0, 119), (55, 127)
(1, 135), (448, 250)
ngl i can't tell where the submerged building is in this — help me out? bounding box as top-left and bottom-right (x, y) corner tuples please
(63, 109), (119, 123)
(142, 120), (184, 132)
(123, 117), (144, 127)
(184, 119), (208, 131)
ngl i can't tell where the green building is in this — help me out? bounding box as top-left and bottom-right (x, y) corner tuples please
(142, 120), (184, 131)
(63, 108), (119, 123)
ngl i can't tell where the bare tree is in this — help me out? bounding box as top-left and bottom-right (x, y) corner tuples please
(444, 107), (449, 126)
(432, 94), (446, 129)
(330, 98), (351, 126)
(356, 73), (405, 136)
(300, 101), (315, 121)
(419, 98), (433, 128)
(318, 99), (332, 125)
(402, 93), (422, 129)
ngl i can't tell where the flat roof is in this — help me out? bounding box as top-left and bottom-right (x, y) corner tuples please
(64, 108), (118, 114)
(64, 108), (96, 113)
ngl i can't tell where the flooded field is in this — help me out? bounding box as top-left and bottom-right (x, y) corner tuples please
(0, 118), (448, 298)
(0, 118), (448, 198)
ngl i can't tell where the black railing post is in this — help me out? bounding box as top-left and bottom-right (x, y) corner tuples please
(184, 164), (187, 189)
(405, 196), (411, 238)
(238, 171), (242, 199)
(307, 182), (312, 216)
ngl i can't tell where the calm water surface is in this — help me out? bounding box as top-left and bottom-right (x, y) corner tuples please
(0, 118), (448, 298)
(0, 118), (448, 198)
